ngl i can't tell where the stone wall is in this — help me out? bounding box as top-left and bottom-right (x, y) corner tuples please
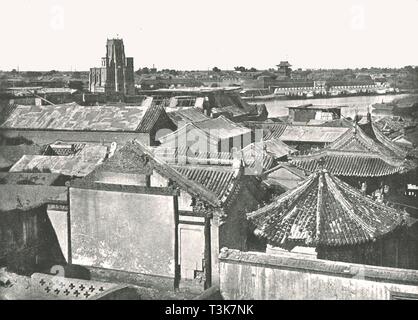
(219, 249), (418, 300)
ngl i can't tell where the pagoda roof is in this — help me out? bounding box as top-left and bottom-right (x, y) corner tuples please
(290, 121), (408, 177)
(247, 170), (407, 248)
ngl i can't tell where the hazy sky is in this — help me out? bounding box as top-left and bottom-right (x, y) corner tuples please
(0, 0), (417, 71)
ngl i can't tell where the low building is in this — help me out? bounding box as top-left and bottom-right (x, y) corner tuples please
(159, 116), (253, 153)
(0, 101), (177, 145)
(167, 108), (210, 127)
(240, 139), (297, 174)
(241, 121), (350, 150)
(64, 140), (267, 292)
(287, 104), (345, 124)
(290, 118), (412, 196)
(0, 185), (67, 274)
(139, 87), (268, 122)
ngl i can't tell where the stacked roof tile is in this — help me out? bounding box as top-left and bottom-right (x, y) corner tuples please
(290, 122), (408, 177)
(172, 165), (240, 203)
(247, 170), (407, 247)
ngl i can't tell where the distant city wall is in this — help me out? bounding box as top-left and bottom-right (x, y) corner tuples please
(219, 249), (418, 300)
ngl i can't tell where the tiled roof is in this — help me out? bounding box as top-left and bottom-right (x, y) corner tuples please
(249, 123), (288, 140)
(153, 146), (236, 166)
(159, 123), (219, 150)
(240, 139), (296, 172)
(290, 123), (408, 177)
(262, 162), (309, 191)
(167, 108), (210, 126)
(242, 139), (296, 159)
(194, 116), (252, 139)
(240, 146), (275, 173)
(9, 144), (108, 177)
(211, 105), (248, 118)
(291, 152), (403, 177)
(279, 126), (349, 143)
(154, 144), (277, 172)
(241, 122), (348, 143)
(0, 99), (168, 133)
(172, 165), (240, 203)
(81, 140), (223, 207)
(136, 104), (167, 133)
(359, 120), (408, 158)
(247, 170), (407, 247)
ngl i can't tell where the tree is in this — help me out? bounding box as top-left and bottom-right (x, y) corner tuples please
(212, 67), (221, 73)
(135, 67), (150, 75)
(234, 66), (247, 72)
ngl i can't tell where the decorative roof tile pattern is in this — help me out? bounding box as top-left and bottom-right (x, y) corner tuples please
(291, 153), (403, 177)
(247, 170), (406, 247)
(0, 100), (166, 133)
(290, 123), (407, 177)
(359, 121), (408, 158)
(172, 165), (240, 203)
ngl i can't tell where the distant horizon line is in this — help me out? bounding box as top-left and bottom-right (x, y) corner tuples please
(2, 65), (417, 73)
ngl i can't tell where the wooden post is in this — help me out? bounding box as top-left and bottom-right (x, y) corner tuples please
(204, 213), (212, 290)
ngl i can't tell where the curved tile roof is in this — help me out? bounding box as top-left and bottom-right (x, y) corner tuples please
(247, 170), (407, 248)
(290, 123), (407, 177)
(172, 165), (240, 203)
(291, 152), (403, 177)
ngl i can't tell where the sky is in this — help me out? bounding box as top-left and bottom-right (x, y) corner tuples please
(0, 0), (417, 71)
